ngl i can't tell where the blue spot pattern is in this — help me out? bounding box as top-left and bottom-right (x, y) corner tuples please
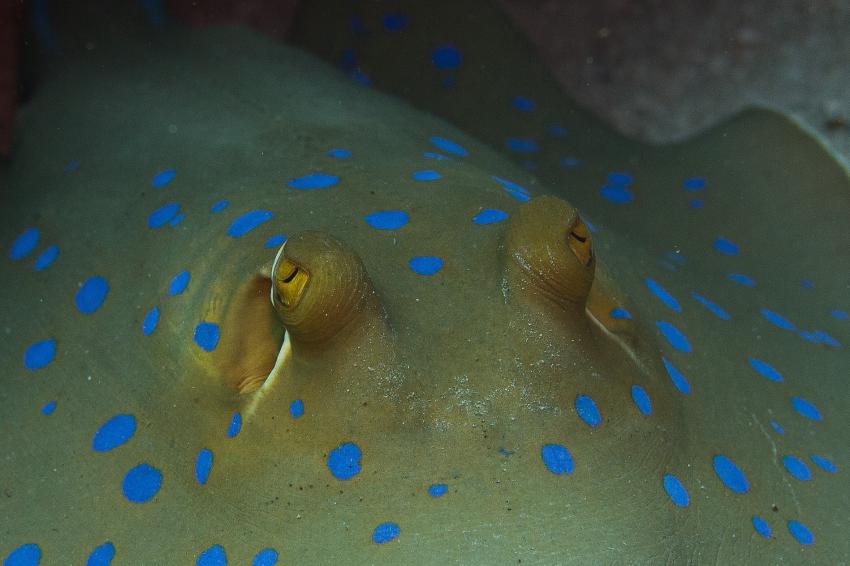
(727, 273), (756, 287)
(197, 545), (227, 566)
(365, 211), (409, 230)
(289, 399), (304, 419)
(75, 276), (109, 314)
(770, 420), (785, 435)
(3, 544), (41, 566)
(751, 515), (771, 538)
(631, 385), (652, 416)
(409, 256), (443, 276)
(712, 237), (740, 256)
(548, 124), (567, 137)
(560, 156), (581, 168)
(428, 483), (448, 497)
(662, 474), (689, 507)
(372, 522), (400, 544)
(423, 151), (449, 160)
(575, 394), (602, 428)
(227, 412), (242, 438)
(122, 463), (162, 503)
(64, 159), (81, 173)
(41, 401), (57, 415)
(610, 307), (632, 320)
(151, 169), (176, 188)
(541, 444), (574, 475)
(327, 148), (351, 158)
(691, 293), (731, 320)
(169, 213), (185, 227)
(288, 173), (339, 190)
(211, 200), (229, 213)
(656, 321), (692, 353)
(492, 176), (531, 202)
(645, 278), (681, 312)
(168, 271), (190, 296)
(599, 185), (633, 204)
(227, 210), (273, 238)
(760, 308), (796, 331)
(511, 96), (535, 112)
(34, 245), (59, 271)
(252, 549), (278, 566)
(748, 357), (783, 383)
(791, 397), (822, 421)
(24, 339), (56, 370)
(831, 309), (849, 320)
(809, 455), (837, 473)
(265, 235), (287, 248)
(662, 357), (691, 394)
(432, 46), (461, 69)
(682, 177), (706, 191)
(782, 456), (812, 481)
(712, 455), (749, 494)
(195, 448), (214, 485)
(193, 322), (220, 352)
(10, 228), (40, 260)
(430, 136), (467, 157)
(148, 203), (180, 228)
(86, 542), (115, 566)
(413, 170), (441, 181)
(472, 209), (508, 225)
(327, 442), (363, 480)
(92, 414), (137, 452)
(142, 307), (160, 336)
(505, 137), (538, 153)
(787, 520), (814, 545)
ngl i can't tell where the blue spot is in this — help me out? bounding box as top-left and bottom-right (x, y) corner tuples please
(831, 309), (849, 320)
(227, 210), (273, 238)
(712, 455), (749, 494)
(800, 279), (814, 289)
(76, 276), (109, 314)
(428, 483), (448, 497)
(64, 159), (81, 173)
(349, 69), (372, 86)
(327, 148), (351, 159)
(3, 544), (41, 566)
(10, 228), (40, 261)
(472, 209), (508, 225)
(41, 401), (57, 415)
(645, 278), (681, 312)
(752, 515), (771, 538)
(548, 124), (568, 137)
(92, 414), (137, 452)
(607, 172), (633, 186)
(34, 245), (59, 271)
(413, 170), (441, 181)
(691, 292), (731, 320)
(409, 256), (443, 276)
(689, 198), (703, 209)
(505, 137), (538, 153)
(610, 307), (632, 320)
(288, 173), (339, 190)
(289, 399), (304, 419)
(662, 473), (689, 507)
(429, 136), (467, 157)
(802, 329), (840, 348)
(372, 522), (400, 544)
(662, 356), (691, 394)
(148, 203), (180, 228)
(169, 213), (185, 227)
(782, 455), (812, 481)
(492, 176), (531, 202)
(770, 420), (785, 435)
(560, 156), (581, 168)
(193, 322), (220, 352)
(122, 463), (162, 503)
(728, 273), (756, 287)
(168, 271), (190, 296)
(600, 186), (633, 204)
(656, 321), (692, 353)
(195, 448), (214, 485)
(227, 412), (242, 438)
(540, 443), (574, 475)
(211, 200), (229, 213)
(264, 235), (287, 248)
(631, 385), (652, 416)
(575, 394), (602, 428)
(432, 45), (462, 69)
(142, 307), (160, 336)
(748, 357), (783, 383)
(682, 177), (706, 191)
(423, 151), (450, 160)
(809, 455), (837, 474)
(787, 520), (814, 545)
(382, 12), (408, 31)
(252, 549), (278, 566)
(365, 211), (409, 230)
(511, 96), (535, 112)
(151, 169), (176, 188)
(196, 545), (227, 566)
(713, 237), (740, 256)
(498, 447), (515, 457)
(791, 397), (823, 422)
(584, 219), (598, 233)
(24, 339), (56, 370)
(327, 442), (363, 480)
(86, 542), (115, 566)
(760, 308), (796, 331)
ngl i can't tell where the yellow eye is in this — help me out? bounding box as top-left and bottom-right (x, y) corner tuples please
(273, 257), (310, 309)
(568, 218), (593, 267)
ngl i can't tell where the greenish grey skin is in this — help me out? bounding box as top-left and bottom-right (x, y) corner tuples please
(0, 12), (848, 566)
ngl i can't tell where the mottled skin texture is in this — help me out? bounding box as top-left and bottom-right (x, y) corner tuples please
(1, 3), (848, 564)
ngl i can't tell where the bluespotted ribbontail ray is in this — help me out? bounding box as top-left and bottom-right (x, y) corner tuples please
(1, 3), (848, 565)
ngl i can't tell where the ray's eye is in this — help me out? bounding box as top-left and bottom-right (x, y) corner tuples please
(568, 219), (594, 267)
(273, 257), (310, 309)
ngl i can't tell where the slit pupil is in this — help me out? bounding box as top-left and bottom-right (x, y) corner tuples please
(283, 267), (299, 283)
(570, 231), (587, 243)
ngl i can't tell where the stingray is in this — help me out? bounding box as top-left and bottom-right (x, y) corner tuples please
(1, 2), (847, 565)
